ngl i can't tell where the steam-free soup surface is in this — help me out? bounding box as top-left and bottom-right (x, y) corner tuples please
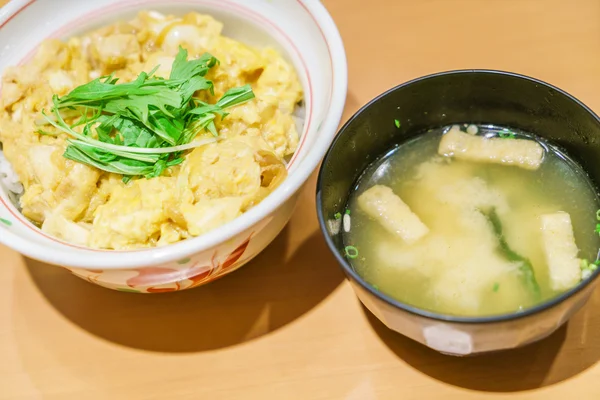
(344, 125), (600, 317)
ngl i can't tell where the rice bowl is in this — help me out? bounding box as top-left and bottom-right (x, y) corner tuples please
(0, 0), (347, 292)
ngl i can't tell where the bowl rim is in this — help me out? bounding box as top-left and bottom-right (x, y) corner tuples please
(0, 0), (348, 268)
(316, 69), (600, 324)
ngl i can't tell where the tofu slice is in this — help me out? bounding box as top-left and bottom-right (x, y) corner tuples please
(438, 127), (544, 170)
(357, 185), (429, 244)
(540, 212), (581, 291)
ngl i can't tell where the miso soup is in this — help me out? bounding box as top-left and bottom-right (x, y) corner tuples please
(343, 124), (600, 317)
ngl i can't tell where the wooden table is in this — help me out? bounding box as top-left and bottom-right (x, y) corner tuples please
(3, 0), (600, 398)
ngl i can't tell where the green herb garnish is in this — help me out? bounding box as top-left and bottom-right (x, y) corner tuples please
(581, 209), (600, 276)
(498, 130), (516, 139)
(595, 210), (600, 236)
(581, 258), (599, 280)
(394, 119), (401, 128)
(482, 208), (541, 299)
(41, 47), (255, 181)
(581, 259), (598, 272)
(334, 212), (342, 220)
(493, 282), (500, 292)
(345, 245), (359, 259)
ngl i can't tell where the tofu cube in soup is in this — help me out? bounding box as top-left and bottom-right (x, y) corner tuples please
(540, 212), (582, 291)
(357, 185), (429, 244)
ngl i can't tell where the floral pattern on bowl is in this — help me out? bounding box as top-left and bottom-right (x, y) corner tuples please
(65, 233), (254, 293)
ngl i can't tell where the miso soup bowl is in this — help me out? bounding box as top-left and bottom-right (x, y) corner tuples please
(316, 70), (600, 355)
(0, 0), (347, 292)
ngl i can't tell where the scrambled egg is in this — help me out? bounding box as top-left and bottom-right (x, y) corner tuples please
(0, 11), (303, 249)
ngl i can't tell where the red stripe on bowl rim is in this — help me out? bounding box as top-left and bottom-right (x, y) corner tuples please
(0, 0), (335, 253)
(286, 0), (335, 167)
(0, 0), (35, 29)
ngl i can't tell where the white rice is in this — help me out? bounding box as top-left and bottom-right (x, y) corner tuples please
(292, 101), (306, 136)
(0, 149), (24, 206)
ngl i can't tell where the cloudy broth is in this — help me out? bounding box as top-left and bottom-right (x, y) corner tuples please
(343, 125), (600, 317)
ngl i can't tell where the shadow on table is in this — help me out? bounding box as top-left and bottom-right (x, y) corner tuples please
(24, 227), (344, 353)
(362, 296), (600, 392)
(19, 91), (362, 355)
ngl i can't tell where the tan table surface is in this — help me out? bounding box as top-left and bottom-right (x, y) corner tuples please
(3, 0), (600, 399)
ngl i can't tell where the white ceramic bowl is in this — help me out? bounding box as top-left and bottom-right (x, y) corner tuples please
(0, 0), (347, 292)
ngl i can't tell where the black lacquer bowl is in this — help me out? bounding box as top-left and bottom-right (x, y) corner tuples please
(316, 70), (600, 355)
